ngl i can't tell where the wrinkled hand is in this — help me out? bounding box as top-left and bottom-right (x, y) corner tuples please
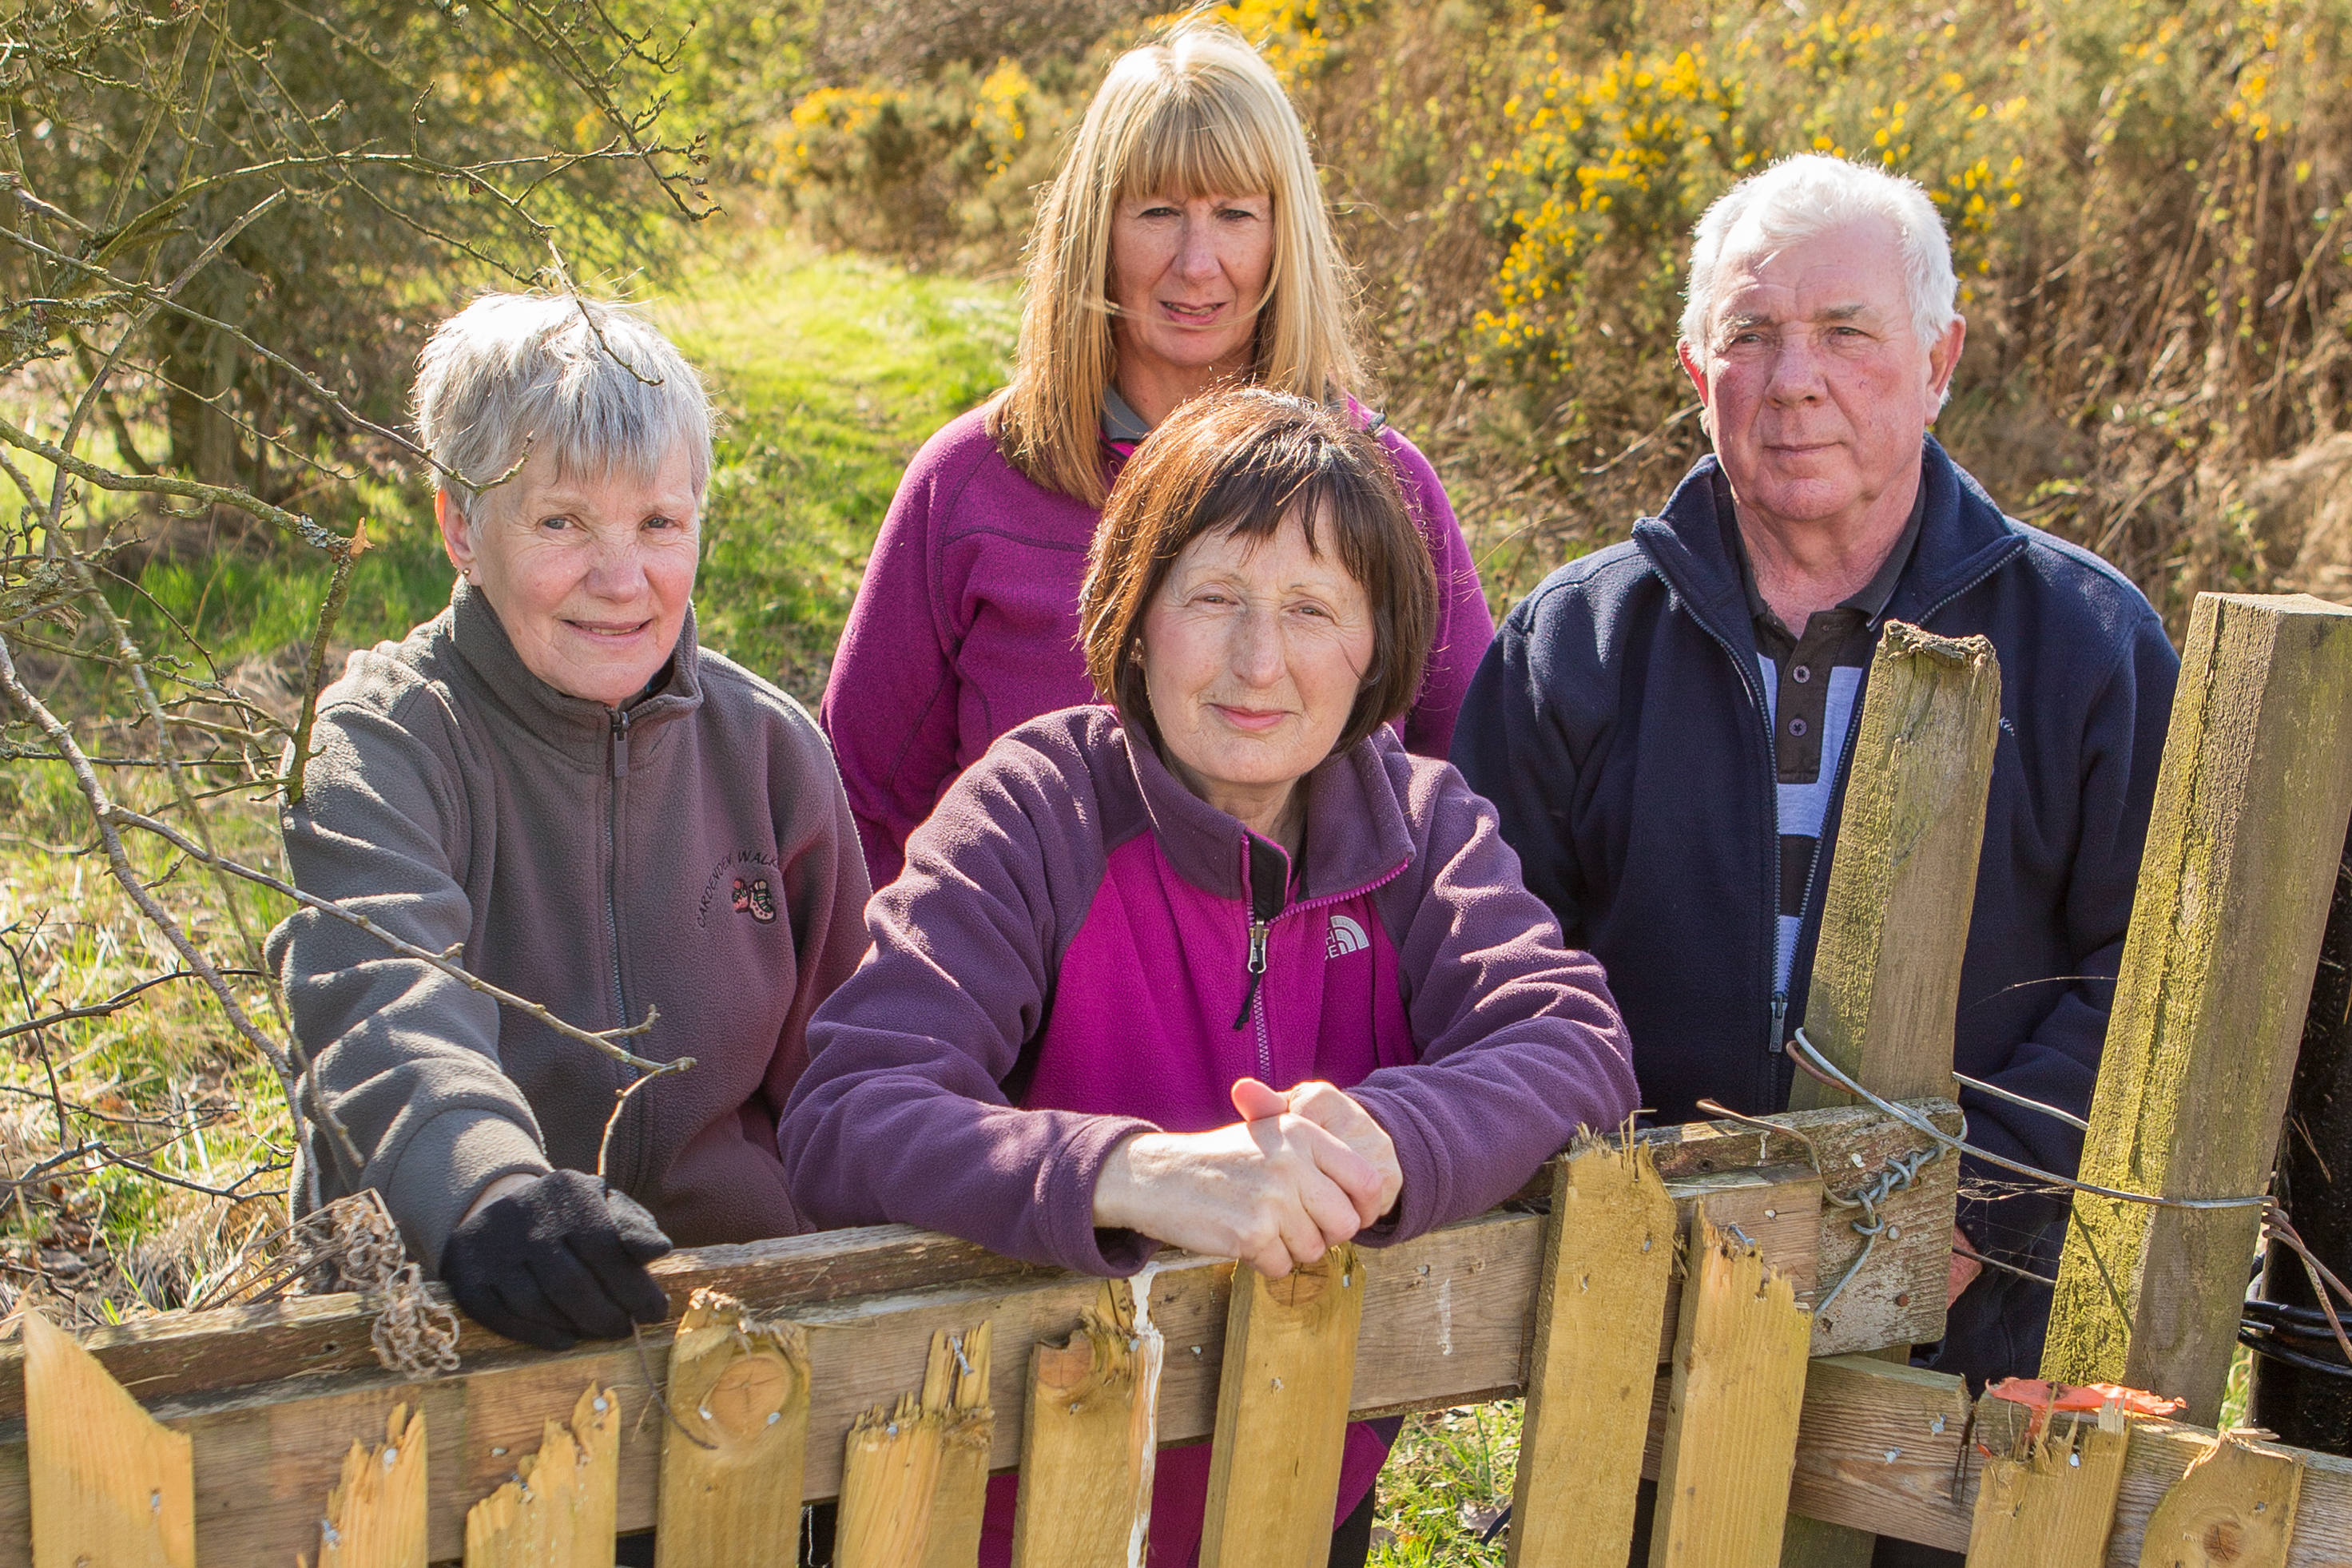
(1949, 1225), (1984, 1306)
(439, 1169), (673, 1350)
(1091, 1079), (1393, 1279)
(1230, 1078), (1402, 1225)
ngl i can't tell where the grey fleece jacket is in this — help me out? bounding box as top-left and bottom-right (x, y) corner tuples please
(266, 582), (872, 1270)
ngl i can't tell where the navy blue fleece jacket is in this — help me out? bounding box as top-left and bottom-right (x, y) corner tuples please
(1453, 438), (2178, 1377)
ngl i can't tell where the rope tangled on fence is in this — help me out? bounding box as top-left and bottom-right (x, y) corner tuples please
(190, 1190), (459, 1378)
(1777, 1028), (2352, 1375)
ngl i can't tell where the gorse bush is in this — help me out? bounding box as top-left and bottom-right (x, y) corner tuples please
(765, 0), (2352, 628)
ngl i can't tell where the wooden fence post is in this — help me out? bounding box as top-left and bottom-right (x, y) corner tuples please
(1507, 1136), (1678, 1568)
(1781, 622), (2003, 1568)
(656, 1288), (812, 1568)
(1650, 1217), (1814, 1568)
(1011, 1280), (1162, 1568)
(1964, 1401), (2131, 1567)
(22, 1309), (194, 1568)
(1198, 1247), (1365, 1568)
(463, 1383), (620, 1568)
(920, 1322), (994, 1568)
(2043, 593), (2352, 1422)
(306, 1403), (426, 1568)
(1786, 622), (2004, 1115)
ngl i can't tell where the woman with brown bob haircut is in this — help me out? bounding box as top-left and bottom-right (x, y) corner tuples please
(785, 391), (1635, 1568)
(818, 19), (1495, 890)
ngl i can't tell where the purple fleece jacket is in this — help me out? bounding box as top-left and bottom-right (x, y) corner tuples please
(783, 707), (1636, 1567)
(820, 407), (1496, 888)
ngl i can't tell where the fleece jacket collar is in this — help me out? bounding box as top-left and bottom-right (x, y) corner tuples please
(1116, 720), (1418, 905)
(446, 579), (705, 772)
(1631, 435), (2030, 654)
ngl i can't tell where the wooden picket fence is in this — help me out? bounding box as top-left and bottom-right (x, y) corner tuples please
(0, 587), (2346, 1568)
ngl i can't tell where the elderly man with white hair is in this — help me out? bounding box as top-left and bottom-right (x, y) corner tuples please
(268, 294), (870, 1355)
(1454, 154), (2179, 1397)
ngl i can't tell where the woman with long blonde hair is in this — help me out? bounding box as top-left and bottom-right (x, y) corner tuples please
(821, 20), (1492, 889)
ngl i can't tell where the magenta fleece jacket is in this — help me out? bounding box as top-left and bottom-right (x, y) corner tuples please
(820, 407), (1496, 888)
(781, 707), (1635, 1566)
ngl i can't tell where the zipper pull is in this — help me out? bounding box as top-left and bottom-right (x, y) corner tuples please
(611, 707), (631, 780)
(1232, 919), (1270, 1030)
(1770, 989), (1789, 1052)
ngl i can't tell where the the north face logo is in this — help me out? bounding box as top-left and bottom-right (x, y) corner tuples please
(732, 877), (777, 923)
(1326, 914), (1369, 959)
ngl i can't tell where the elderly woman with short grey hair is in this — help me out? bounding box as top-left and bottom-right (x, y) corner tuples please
(268, 293), (870, 1350)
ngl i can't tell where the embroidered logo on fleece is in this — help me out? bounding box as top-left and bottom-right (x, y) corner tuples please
(732, 877), (777, 923)
(697, 849), (784, 929)
(1326, 914), (1369, 959)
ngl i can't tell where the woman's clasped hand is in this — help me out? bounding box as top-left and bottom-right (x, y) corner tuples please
(1092, 1077), (1404, 1280)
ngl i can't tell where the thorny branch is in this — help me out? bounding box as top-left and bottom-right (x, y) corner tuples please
(0, 0), (710, 1328)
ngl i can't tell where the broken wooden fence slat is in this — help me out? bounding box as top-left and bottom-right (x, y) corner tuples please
(1507, 1137), (1677, 1568)
(1198, 1244), (1365, 1568)
(22, 1309), (194, 1568)
(837, 1395), (945, 1568)
(654, 1289), (811, 1568)
(919, 1321), (994, 1568)
(2045, 592), (2352, 1422)
(1778, 619), (2000, 1568)
(304, 1402), (426, 1568)
(1790, 621), (2003, 1114)
(1011, 1280), (1162, 1568)
(2135, 1431), (2303, 1568)
(1964, 1403), (2132, 1568)
(463, 1383), (618, 1568)
(0, 1103), (1955, 1566)
(1648, 1217), (1814, 1568)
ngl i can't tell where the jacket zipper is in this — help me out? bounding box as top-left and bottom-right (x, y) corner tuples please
(606, 705), (634, 1186)
(1231, 836), (1412, 1081)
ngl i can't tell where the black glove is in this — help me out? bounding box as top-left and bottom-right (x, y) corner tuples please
(439, 1169), (673, 1350)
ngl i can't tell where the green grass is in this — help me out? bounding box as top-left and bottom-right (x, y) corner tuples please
(106, 238), (1019, 709)
(657, 240), (1019, 703)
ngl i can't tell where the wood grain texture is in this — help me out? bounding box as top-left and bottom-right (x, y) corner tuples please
(1199, 1245), (1365, 1568)
(462, 1383), (618, 1568)
(22, 1309), (193, 1568)
(1965, 1408), (2132, 1568)
(1788, 621), (2002, 1112)
(919, 1321), (993, 1568)
(1648, 1217), (1814, 1568)
(1646, 1355), (2352, 1567)
(1011, 1280), (1162, 1568)
(654, 1289), (810, 1568)
(0, 1104), (1957, 1566)
(1778, 619), (1998, 1568)
(304, 1403), (426, 1568)
(2135, 1431), (2302, 1568)
(837, 1393), (944, 1568)
(2046, 593), (2352, 1421)
(1508, 1138), (1678, 1568)
(0, 1103), (1942, 1431)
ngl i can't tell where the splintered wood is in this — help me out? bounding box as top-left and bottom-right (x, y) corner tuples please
(304, 1403), (426, 1568)
(1965, 1399), (2132, 1567)
(920, 1321), (995, 1568)
(1649, 1217), (1814, 1568)
(23, 1308), (194, 1568)
(1509, 1137), (1677, 1568)
(463, 1383), (620, 1568)
(1011, 1279), (1163, 1568)
(836, 1319), (994, 1568)
(2137, 1431), (2305, 1568)
(1199, 1245), (1365, 1568)
(656, 1288), (813, 1568)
